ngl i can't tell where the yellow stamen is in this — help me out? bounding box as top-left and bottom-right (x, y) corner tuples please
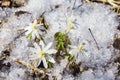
(39, 51), (45, 58)
(67, 24), (72, 30)
(68, 17), (73, 23)
(78, 44), (84, 51)
(67, 17), (73, 31)
(32, 25), (38, 30)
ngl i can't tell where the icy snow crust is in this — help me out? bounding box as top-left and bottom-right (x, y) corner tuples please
(0, 0), (119, 80)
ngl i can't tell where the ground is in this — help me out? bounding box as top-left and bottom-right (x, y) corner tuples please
(0, 0), (120, 80)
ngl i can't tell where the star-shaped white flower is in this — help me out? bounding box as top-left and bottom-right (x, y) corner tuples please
(29, 41), (57, 68)
(25, 20), (42, 40)
(69, 39), (91, 60)
(69, 44), (84, 58)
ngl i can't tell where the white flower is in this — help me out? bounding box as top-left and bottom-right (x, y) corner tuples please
(29, 41), (57, 68)
(63, 16), (74, 33)
(69, 39), (91, 62)
(69, 44), (84, 58)
(67, 16), (74, 31)
(25, 20), (42, 40)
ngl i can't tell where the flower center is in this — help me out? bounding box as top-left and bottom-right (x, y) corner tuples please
(32, 25), (38, 30)
(67, 24), (72, 31)
(68, 17), (73, 23)
(39, 51), (45, 58)
(78, 44), (84, 51)
(67, 17), (73, 31)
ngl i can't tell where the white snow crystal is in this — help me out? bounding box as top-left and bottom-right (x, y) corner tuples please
(80, 69), (95, 80)
(6, 68), (27, 80)
(22, 0), (49, 18)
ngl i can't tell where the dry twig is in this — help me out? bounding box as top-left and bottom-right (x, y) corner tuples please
(85, 0), (120, 14)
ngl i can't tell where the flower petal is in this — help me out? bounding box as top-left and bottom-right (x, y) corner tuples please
(47, 56), (55, 63)
(29, 51), (40, 60)
(69, 45), (77, 49)
(42, 58), (48, 68)
(33, 20), (37, 24)
(69, 50), (74, 55)
(43, 42), (52, 51)
(36, 59), (42, 67)
(29, 56), (39, 60)
(31, 32), (34, 40)
(69, 49), (78, 57)
(25, 26), (31, 31)
(46, 49), (57, 54)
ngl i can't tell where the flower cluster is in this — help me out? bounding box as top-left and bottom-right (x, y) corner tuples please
(0, 0), (119, 80)
(25, 20), (41, 40)
(23, 4), (118, 76)
(25, 17), (86, 69)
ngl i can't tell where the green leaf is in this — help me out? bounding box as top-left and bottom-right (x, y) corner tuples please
(54, 32), (71, 51)
(64, 53), (72, 60)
